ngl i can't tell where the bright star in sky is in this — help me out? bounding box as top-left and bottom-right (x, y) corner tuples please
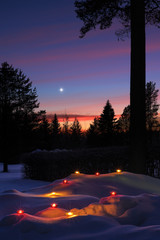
(59, 88), (64, 92)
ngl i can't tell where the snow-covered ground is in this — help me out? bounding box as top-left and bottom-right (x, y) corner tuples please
(1, 164), (160, 239)
(0, 164), (49, 192)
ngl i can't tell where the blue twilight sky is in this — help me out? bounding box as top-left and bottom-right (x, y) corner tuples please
(0, 0), (160, 121)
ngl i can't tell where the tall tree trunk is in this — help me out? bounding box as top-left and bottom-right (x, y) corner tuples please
(2, 106), (9, 173)
(130, 0), (146, 174)
(3, 162), (8, 172)
(2, 136), (9, 172)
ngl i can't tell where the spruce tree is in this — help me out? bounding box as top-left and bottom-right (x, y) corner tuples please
(61, 115), (71, 148)
(0, 62), (39, 172)
(87, 117), (100, 146)
(37, 112), (50, 150)
(70, 118), (82, 147)
(51, 114), (61, 136)
(117, 82), (159, 132)
(117, 105), (130, 132)
(88, 117), (99, 135)
(70, 118), (82, 136)
(146, 82), (159, 131)
(51, 114), (61, 148)
(99, 100), (115, 134)
(62, 115), (70, 135)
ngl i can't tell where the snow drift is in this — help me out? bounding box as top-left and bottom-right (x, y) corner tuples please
(1, 166), (160, 239)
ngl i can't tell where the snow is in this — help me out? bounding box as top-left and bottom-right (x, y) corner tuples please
(1, 164), (160, 239)
(0, 164), (48, 192)
(31, 148), (72, 153)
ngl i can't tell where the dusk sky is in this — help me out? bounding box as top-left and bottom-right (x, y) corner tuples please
(1, 0), (160, 128)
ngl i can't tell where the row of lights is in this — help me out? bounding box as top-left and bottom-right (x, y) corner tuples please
(16, 169), (121, 216)
(17, 205), (74, 217)
(75, 169), (122, 175)
(17, 191), (118, 216)
(17, 208), (74, 217)
(63, 169), (122, 184)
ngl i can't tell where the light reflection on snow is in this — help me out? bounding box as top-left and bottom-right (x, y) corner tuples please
(2, 165), (160, 239)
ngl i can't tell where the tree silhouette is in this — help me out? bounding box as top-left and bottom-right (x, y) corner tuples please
(117, 82), (159, 132)
(146, 81), (159, 131)
(61, 115), (71, 148)
(118, 105), (130, 132)
(74, 0), (160, 173)
(70, 118), (82, 134)
(87, 117), (100, 146)
(99, 100), (115, 135)
(70, 118), (82, 147)
(37, 112), (51, 150)
(51, 114), (61, 148)
(0, 62), (39, 172)
(89, 117), (99, 132)
(51, 114), (61, 135)
(62, 114), (70, 135)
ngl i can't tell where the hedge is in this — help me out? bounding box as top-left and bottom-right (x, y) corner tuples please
(22, 147), (129, 181)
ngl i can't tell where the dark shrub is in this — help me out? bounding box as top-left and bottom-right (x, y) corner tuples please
(22, 147), (129, 181)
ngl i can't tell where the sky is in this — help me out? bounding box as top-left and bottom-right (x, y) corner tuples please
(0, 0), (160, 128)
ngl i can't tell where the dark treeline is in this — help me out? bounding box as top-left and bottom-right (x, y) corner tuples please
(0, 62), (85, 171)
(87, 81), (160, 148)
(24, 86), (160, 181)
(0, 62), (160, 173)
(0, 62), (40, 171)
(74, 0), (160, 175)
(28, 81), (160, 151)
(34, 113), (84, 150)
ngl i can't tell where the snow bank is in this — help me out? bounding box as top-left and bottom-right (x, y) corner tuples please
(1, 165), (160, 239)
(31, 148), (72, 153)
(0, 163), (48, 192)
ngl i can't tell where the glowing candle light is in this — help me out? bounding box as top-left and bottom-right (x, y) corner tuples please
(51, 192), (56, 195)
(51, 203), (58, 208)
(48, 192), (57, 197)
(75, 171), (80, 174)
(116, 169), (122, 173)
(48, 192), (62, 197)
(17, 209), (24, 214)
(110, 191), (117, 196)
(63, 179), (68, 184)
(66, 211), (73, 216)
(95, 172), (100, 176)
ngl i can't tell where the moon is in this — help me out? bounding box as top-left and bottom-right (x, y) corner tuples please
(59, 88), (64, 92)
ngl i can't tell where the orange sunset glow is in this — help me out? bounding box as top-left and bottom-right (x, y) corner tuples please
(47, 114), (121, 130)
